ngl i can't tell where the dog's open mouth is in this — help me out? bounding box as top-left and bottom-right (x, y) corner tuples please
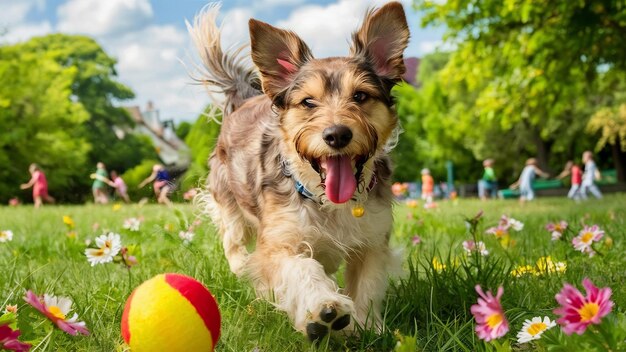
(310, 155), (367, 204)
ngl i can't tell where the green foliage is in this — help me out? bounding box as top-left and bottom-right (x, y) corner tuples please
(399, 0), (626, 183)
(175, 121), (192, 140)
(181, 107), (222, 189)
(0, 34), (157, 202)
(0, 42), (91, 203)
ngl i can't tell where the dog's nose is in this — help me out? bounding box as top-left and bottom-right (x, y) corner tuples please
(322, 124), (352, 149)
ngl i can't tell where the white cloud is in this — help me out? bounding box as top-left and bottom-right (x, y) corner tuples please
(3, 22), (53, 43)
(57, 0), (153, 37)
(0, 0), (50, 43)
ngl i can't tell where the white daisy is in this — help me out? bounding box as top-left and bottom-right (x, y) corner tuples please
(43, 294), (74, 320)
(123, 217), (141, 232)
(85, 232), (122, 266)
(178, 230), (195, 243)
(509, 218), (524, 231)
(517, 316), (556, 343)
(0, 230), (14, 242)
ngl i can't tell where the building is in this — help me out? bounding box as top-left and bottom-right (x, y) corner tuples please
(124, 102), (191, 169)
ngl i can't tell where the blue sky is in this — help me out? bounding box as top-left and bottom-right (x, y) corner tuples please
(1, 0), (444, 122)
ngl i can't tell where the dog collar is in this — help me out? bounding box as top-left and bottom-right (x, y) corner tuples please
(281, 159), (377, 206)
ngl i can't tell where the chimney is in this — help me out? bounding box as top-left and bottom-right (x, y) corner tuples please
(146, 100), (155, 112)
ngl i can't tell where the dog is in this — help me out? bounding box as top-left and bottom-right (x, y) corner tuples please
(189, 1), (409, 341)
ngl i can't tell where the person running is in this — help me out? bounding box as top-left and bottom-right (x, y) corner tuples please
(20, 164), (55, 208)
(90, 162), (110, 204)
(509, 158), (549, 202)
(421, 168), (434, 207)
(556, 160), (583, 201)
(105, 171), (130, 203)
(138, 164), (173, 206)
(581, 151), (603, 199)
(478, 158), (498, 200)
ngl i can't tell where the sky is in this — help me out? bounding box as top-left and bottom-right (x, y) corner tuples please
(0, 0), (445, 122)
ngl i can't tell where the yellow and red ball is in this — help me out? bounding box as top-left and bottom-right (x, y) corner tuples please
(121, 273), (220, 351)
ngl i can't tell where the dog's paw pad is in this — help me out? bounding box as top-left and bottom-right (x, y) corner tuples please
(306, 322), (329, 341)
(320, 306), (337, 323)
(331, 314), (350, 331)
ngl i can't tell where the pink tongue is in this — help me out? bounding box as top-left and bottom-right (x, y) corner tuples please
(324, 155), (356, 204)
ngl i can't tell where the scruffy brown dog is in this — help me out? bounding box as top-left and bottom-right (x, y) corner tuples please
(189, 1), (409, 341)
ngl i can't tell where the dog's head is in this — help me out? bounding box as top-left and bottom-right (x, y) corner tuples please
(249, 2), (409, 204)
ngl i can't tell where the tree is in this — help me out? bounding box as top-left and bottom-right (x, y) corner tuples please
(0, 44), (90, 202)
(415, 0), (626, 176)
(21, 35), (156, 179)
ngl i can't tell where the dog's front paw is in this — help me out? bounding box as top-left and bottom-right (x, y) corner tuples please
(305, 298), (353, 342)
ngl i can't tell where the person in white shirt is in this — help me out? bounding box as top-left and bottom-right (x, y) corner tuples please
(581, 151), (603, 199)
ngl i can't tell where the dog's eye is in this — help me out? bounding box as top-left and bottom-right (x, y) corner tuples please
(301, 98), (316, 109)
(353, 91), (368, 103)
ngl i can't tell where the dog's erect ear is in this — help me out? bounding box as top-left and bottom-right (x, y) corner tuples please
(249, 19), (313, 100)
(351, 2), (409, 82)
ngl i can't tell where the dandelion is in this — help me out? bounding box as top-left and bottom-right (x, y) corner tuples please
(516, 316), (556, 343)
(554, 278), (613, 335)
(411, 235), (422, 246)
(536, 256), (566, 275)
(123, 217), (141, 232)
(432, 257), (446, 272)
(510, 265), (536, 277)
(546, 221), (568, 241)
(406, 199), (418, 208)
(462, 240), (488, 256)
(178, 230), (195, 243)
(62, 215), (75, 229)
(572, 225), (604, 256)
(23, 291), (89, 336)
(471, 285), (509, 341)
(0, 324), (31, 352)
(4, 305), (17, 314)
(85, 232), (122, 266)
(112, 203), (122, 211)
(0, 230), (13, 243)
(486, 226), (508, 239)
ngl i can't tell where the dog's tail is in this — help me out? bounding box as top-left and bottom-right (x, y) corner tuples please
(187, 3), (262, 117)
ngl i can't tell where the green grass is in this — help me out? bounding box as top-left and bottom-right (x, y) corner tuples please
(1, 195), (625, 351)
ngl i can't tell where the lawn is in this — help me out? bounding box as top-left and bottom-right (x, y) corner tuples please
(1, 195), (625, 351)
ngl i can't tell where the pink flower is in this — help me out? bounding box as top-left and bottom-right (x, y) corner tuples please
(486, 226), (508, 238)
(0, 325), (31, 352)
(120, 247), (138, 268)
(471, 285), (509, 341)
(411, 235), (422, 245)
(23, 291), (89, 336)
(546, 221), (568, 241)
(554, 278), (613, 335)
(462, 240), (489, 256)
(572, 225), (604, 256)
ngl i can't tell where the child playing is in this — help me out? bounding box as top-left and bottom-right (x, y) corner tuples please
(421, 168), (434, 207)
(581, 151), (603, 199)
(90, 162), (109, 204)
(106, 171), (130, 203)
(509, 158), (549, 202)
(139, 164), (173, 206)
(20, 164), (55, 208)
(478, 158), (497, 200)
(556, 161), (582, 201)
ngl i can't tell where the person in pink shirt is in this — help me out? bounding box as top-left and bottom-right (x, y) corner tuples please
(106, 170), (130, 203)
(20, 164), (55, 208)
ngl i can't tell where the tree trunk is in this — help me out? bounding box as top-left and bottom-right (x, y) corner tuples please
(611, 139), (626, 183)
(532, 130), (553, 173)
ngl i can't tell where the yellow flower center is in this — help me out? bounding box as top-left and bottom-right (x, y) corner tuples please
(48, 305), (66, 320)
(495, 229), (504, 238)
(527, 322), (547, 336)
(578, 302), (599, 322)
(581, 232), (593, 243)
(555, 225), (562, 232)
(486, 313), (503, 328)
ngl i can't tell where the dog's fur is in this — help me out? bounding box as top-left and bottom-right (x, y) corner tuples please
(189, 2), (409, 340)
